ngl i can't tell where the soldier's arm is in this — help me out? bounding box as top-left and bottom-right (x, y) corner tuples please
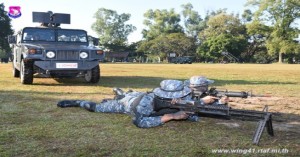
(133, 111), (189, 128)
(161, 111), (189, 122)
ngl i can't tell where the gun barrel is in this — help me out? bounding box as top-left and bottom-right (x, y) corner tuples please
(250, 94), (271, 97)
(224, 91), (248, 98)
(209, 88), (271, 98)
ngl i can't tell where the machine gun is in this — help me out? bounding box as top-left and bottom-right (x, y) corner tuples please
(205, 87), (270, 98)
(155, 98), (274, 145)
(191, 87), (270, 105)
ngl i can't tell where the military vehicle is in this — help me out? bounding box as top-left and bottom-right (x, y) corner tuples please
(171, 56), (193, 64)
(8, 11), (104, 84)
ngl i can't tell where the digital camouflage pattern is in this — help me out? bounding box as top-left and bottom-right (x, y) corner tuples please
(78, 92), (164, 128)
(77, 79), (203, 128)
(184, 76), (214, 87)
(152, 80), (191, 99)
(58, 79), (215, 128)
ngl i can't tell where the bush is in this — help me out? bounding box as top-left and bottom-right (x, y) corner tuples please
(253, 51), (277, 64)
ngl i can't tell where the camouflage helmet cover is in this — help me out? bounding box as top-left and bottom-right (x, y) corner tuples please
(184, 76), (214, 87)
(153, 80), (191, 99)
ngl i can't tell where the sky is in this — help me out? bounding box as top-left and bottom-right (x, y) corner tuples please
(2, 0), (249, 43)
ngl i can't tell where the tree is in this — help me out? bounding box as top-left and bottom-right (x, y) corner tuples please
(246, 0), (300, 63)
(197, 12), (248, 62)
(142, 9), (183, 40)
(0, 3), (14, 59)
(244, 19), (277, 63)
(91, 8), (136, 51)
(241, 9), (253, 23)
(165, 33), (196, 57)
(137, 33), (195, 61)
(181, 3), (206, 41)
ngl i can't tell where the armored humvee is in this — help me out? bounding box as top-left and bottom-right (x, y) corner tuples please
(8, 11), (104, 84)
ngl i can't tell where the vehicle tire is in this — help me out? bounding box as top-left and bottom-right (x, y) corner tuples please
(84, 65), (100, 83)
(12, 62), (20, 77)
(20, 59), (34, 84)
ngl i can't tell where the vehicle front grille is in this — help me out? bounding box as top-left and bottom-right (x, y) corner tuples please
(56, 50), (79, 60)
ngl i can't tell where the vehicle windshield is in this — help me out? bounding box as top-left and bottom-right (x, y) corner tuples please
(23, 28), (55, 41)
(57, 30), (88, 42)
(22, 28), (88, 43)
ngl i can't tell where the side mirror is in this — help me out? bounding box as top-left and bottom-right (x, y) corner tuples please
(8, 35), (16, 44)
(93, 38), (99, 46)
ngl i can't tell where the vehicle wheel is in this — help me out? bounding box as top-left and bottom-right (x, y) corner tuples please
(12, 62), (20, 77)
(84, 65), (100, 83)
(20, 59), (33, 84)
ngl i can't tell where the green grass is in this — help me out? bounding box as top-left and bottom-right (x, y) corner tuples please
(1, 63), (300, 156)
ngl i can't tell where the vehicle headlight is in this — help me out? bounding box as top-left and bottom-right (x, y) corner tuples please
(96, 50), (104, 55)
(28, 48), (42, 54)
(28, 49), (37, 54)
(80, 52), (88, 59)
(46, 51), (55, 58)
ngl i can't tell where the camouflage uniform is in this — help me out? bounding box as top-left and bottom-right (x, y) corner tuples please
(77, 80), (199, 128)
(152, 80), (200, 122)
(78, 91), (164, 128)
(184, 75), (225, 105)
(58, 79), (221, 128)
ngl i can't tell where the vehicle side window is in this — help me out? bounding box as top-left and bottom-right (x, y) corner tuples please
(23, 31), (34, 41)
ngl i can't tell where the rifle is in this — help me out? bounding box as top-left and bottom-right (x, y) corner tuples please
(205, 87), (270, 98)
(156, 98), (274, 145)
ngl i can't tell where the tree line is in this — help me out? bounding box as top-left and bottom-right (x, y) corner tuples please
(92, 0), (300, 63)
(0, 3), (13, 61)
(1, 0), (299, 63)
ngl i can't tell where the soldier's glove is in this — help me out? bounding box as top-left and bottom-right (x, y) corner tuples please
(113, 87), (125, 100)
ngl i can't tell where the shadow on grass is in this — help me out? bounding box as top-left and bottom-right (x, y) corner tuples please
(32, 76), (296, 88)
(0, 90), (113, 97)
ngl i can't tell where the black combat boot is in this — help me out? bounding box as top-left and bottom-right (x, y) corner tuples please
(57, 100), (81, 108)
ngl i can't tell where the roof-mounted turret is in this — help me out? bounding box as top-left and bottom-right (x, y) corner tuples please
(32, 11), (70, 27)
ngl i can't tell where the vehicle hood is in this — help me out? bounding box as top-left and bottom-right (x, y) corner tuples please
(23, 43), (98, 50)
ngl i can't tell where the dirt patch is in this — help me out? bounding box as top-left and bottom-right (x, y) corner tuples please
(228, 96), (300, 134)
(229, 96), (300, 114)
(216, 122), (240, 128)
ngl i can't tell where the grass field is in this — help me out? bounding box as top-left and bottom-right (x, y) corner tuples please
(1, 63), (300, 156)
